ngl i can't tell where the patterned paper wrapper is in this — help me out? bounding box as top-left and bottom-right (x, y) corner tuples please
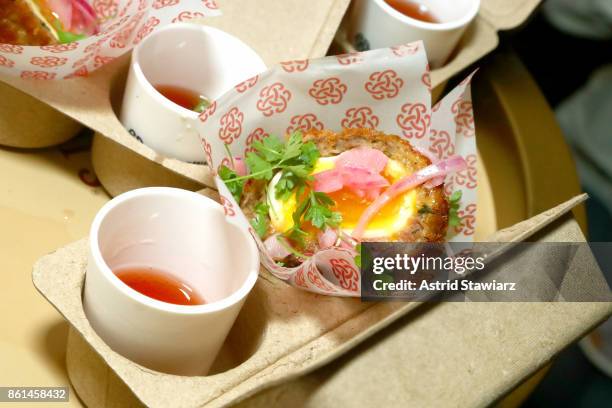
(0, 0), (220, 79)
(197, 42), (477, 297)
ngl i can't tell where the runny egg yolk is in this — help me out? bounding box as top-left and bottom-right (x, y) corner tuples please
(268, 156), (417, 239)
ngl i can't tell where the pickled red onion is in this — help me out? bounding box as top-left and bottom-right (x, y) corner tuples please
(412, 145), (445, 189)
(317, 227), (338, 249)
(341, 165), (390, 190)
(264, 234), (291, 260)
(313, 169), (344, 193)
(352, 155), (468, 240)
(47, 0), (73, 29)
(314, 166), (389, 194)
(314, 147), (391, 194)
(232, 157), (247, 176)
(423, 176), (445, 189)
(71, 0), (99, 35)
(336, 147), (388, 173)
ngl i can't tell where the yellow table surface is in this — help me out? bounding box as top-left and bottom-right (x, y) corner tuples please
(0, 139), (108, 407)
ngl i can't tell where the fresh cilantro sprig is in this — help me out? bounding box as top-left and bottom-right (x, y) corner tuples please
(418, 204), (432, 215)
(306, 191), (343, 229)
(243, 131), (320, 200)
(218, 165), (245, 202)
(52, 21), (87, 44)
(218, 132), (342, 247)
(285, 189), (343, 246)
(219, 131), (318, 202)
(192, 97), (211, 113)
(448, 190), (462, 227)
(354, 243), (362, 268)
(250, 202), (270, 238)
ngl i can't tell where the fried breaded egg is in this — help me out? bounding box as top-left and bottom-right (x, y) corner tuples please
(267, 156), (417, 239)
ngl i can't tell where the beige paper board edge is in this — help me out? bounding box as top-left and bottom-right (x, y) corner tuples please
(308, 0), (352, 58)
(487, 193), (589, 242)
(479, 0), (542, 31)
(32, 193), (592, 408)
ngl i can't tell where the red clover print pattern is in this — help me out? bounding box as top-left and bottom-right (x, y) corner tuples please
(308, 77), (347, 105)
(330, 258), (359, 292)
(287, 113), (324, 134)
(397, 103), (430, 139)
(342, 107), (380, 129)
(256, 83), (292, 117)
(218, 107), (244, 144)
(365, 70), (404, 100)
(280, 60), (309, 73)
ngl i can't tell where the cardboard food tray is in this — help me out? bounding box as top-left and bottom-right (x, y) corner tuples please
(0, 0), (540, 197)
(32, 193), (587, 408)
(53, 48), (594, 407)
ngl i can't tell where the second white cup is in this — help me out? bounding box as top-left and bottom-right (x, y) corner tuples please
(347, 0), (480, 67)
(83, 187), (259, 376)
(120, 23), (267, 163)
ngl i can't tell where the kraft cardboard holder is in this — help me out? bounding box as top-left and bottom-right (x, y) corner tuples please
(11, 1), (548, 405)
(0, 0), (541, 197)
(31, 194), (601, 408)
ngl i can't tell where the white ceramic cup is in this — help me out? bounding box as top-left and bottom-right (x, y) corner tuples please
(83, 187), (259, 376)
(347, 0), (480, 67)
(120, 23), (267, 163)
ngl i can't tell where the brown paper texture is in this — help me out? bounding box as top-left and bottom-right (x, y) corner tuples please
(32, 194), (608, 408)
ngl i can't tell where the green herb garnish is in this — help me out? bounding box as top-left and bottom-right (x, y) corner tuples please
(218, 165), (245, 202)
(448, 190), (462, 227)
(219, 131), (319, 201)
(284, 189), (343, 246)
(218, 132), (342, 250)
(242, 131), (321, 201)
(250, 202), (270, 238)
(192, 97), (211, 113)
(354, 243), (362, 268)
(418, 204), (432, 215)
(276, 235), (311, 260)
(52, 21), (87, 44)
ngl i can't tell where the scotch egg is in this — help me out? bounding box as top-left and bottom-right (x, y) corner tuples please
(239, 128), (449, 265)
(267, 156), (418, 239)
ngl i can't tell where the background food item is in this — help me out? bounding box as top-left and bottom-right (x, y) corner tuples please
(0, 1), (220, 78)
(0, 0), (99, 45)
(52, 0), (100, 41)
(0, 0), (57, 45)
